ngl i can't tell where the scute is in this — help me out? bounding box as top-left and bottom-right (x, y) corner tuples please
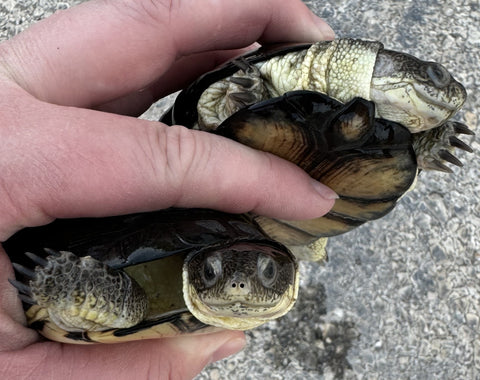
(215, 91), (417, 240)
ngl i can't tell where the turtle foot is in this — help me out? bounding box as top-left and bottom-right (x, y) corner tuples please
(9, 251), (51, 305)
(197, 60), (269, 130)
(412, 121), (474, 172)
(10, 250), (147, 332)
(226, 60), (270, 112)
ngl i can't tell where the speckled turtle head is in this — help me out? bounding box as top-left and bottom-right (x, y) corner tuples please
(184, 242), (298, 330)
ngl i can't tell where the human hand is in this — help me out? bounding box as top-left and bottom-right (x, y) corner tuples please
(0, 0), (335, 378)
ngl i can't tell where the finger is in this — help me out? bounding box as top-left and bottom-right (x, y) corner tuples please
(0, 92), (335, 240)
(0, 331), (245, 379)
(95, 48), (256, 116)
(0, 0), (334, 108)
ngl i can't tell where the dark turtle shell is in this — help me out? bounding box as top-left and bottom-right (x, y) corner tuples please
(5, 209), (272, 269)
(161, 43), (312, 127)
(164, 85), (417, 246)
(216, 91), (417, 244)
(160, 41), (421, 246)
(160, 39), (472, 243)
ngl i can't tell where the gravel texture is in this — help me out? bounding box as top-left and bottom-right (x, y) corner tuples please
(1, 0), (479, 379)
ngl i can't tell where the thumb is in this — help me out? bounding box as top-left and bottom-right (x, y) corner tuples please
(0, 331), (245, 380)
(0, 92), (336, 239)
(161, 331), (247, 378)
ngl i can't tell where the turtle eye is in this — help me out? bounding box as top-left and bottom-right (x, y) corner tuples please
(257, 255), (278, 288)
(426, 63), (450, 88)
(202, 256), (222, 288)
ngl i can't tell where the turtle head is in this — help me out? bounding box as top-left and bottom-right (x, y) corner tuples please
(183, 242), (298, 330)
(371, 49), (467, 132)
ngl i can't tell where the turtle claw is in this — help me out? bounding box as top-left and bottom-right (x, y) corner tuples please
(229, 77), (255, 88)
(12, 262), (35, 279)
(449, 136), (473, 153)
(18, 293), (37, 305)
(8, 278), (37, 305)
(438, 149), (463, 167)
(452, 121), (475, 136)
(231, 58), (252, 73)
(8, 278), (33, 296)
(44, 247), (61, 257)
(197, 58), (269, 130)
(428, 159), (454, 173)
(224, 64), (269, 118)
(228, 92), (259, 107)
(25, 251), (48, 267)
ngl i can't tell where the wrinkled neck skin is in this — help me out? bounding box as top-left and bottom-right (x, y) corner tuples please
(198, 39), (466, 134)
(259, 39), (466, 133)
(257, 39), (380, 101)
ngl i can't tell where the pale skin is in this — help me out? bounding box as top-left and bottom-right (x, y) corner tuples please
(0, 0), (335, 378)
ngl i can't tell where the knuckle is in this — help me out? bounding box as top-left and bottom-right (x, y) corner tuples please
(144, 124), (204, 195)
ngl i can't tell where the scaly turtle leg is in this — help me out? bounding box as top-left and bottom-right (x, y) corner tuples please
(10, 250), (148, 332)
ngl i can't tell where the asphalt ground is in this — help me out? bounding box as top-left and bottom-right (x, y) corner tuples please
(1, 1), (479, 379)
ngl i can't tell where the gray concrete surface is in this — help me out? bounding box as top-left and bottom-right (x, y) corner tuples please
(1, 0), (478, 379)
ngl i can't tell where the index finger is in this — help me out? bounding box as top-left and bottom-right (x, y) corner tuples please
(0, 0), (333, 108)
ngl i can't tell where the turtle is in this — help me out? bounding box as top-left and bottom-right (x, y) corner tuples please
(162, 38), (474, 260)
(6, 39), (474, 344)
(5, 209), (299, 343)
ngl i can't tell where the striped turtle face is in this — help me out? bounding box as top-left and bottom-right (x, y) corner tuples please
(183, 242), (299, 330)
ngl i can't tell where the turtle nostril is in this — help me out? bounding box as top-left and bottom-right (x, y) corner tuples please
(226, 274), (250, 295)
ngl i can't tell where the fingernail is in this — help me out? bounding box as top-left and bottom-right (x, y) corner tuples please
(311, 15), (335, 40)
(311, 180), (338, 200)
(210, 337), (246, 363)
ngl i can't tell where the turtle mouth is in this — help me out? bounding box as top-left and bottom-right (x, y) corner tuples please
(197, 298), (286, 317)
(183, 282), (298, 330)
(370, 83), (459, 131)
(412, 83), (462, 112)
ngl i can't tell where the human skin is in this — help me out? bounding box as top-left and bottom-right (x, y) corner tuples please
(0, 0), (335, 378)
